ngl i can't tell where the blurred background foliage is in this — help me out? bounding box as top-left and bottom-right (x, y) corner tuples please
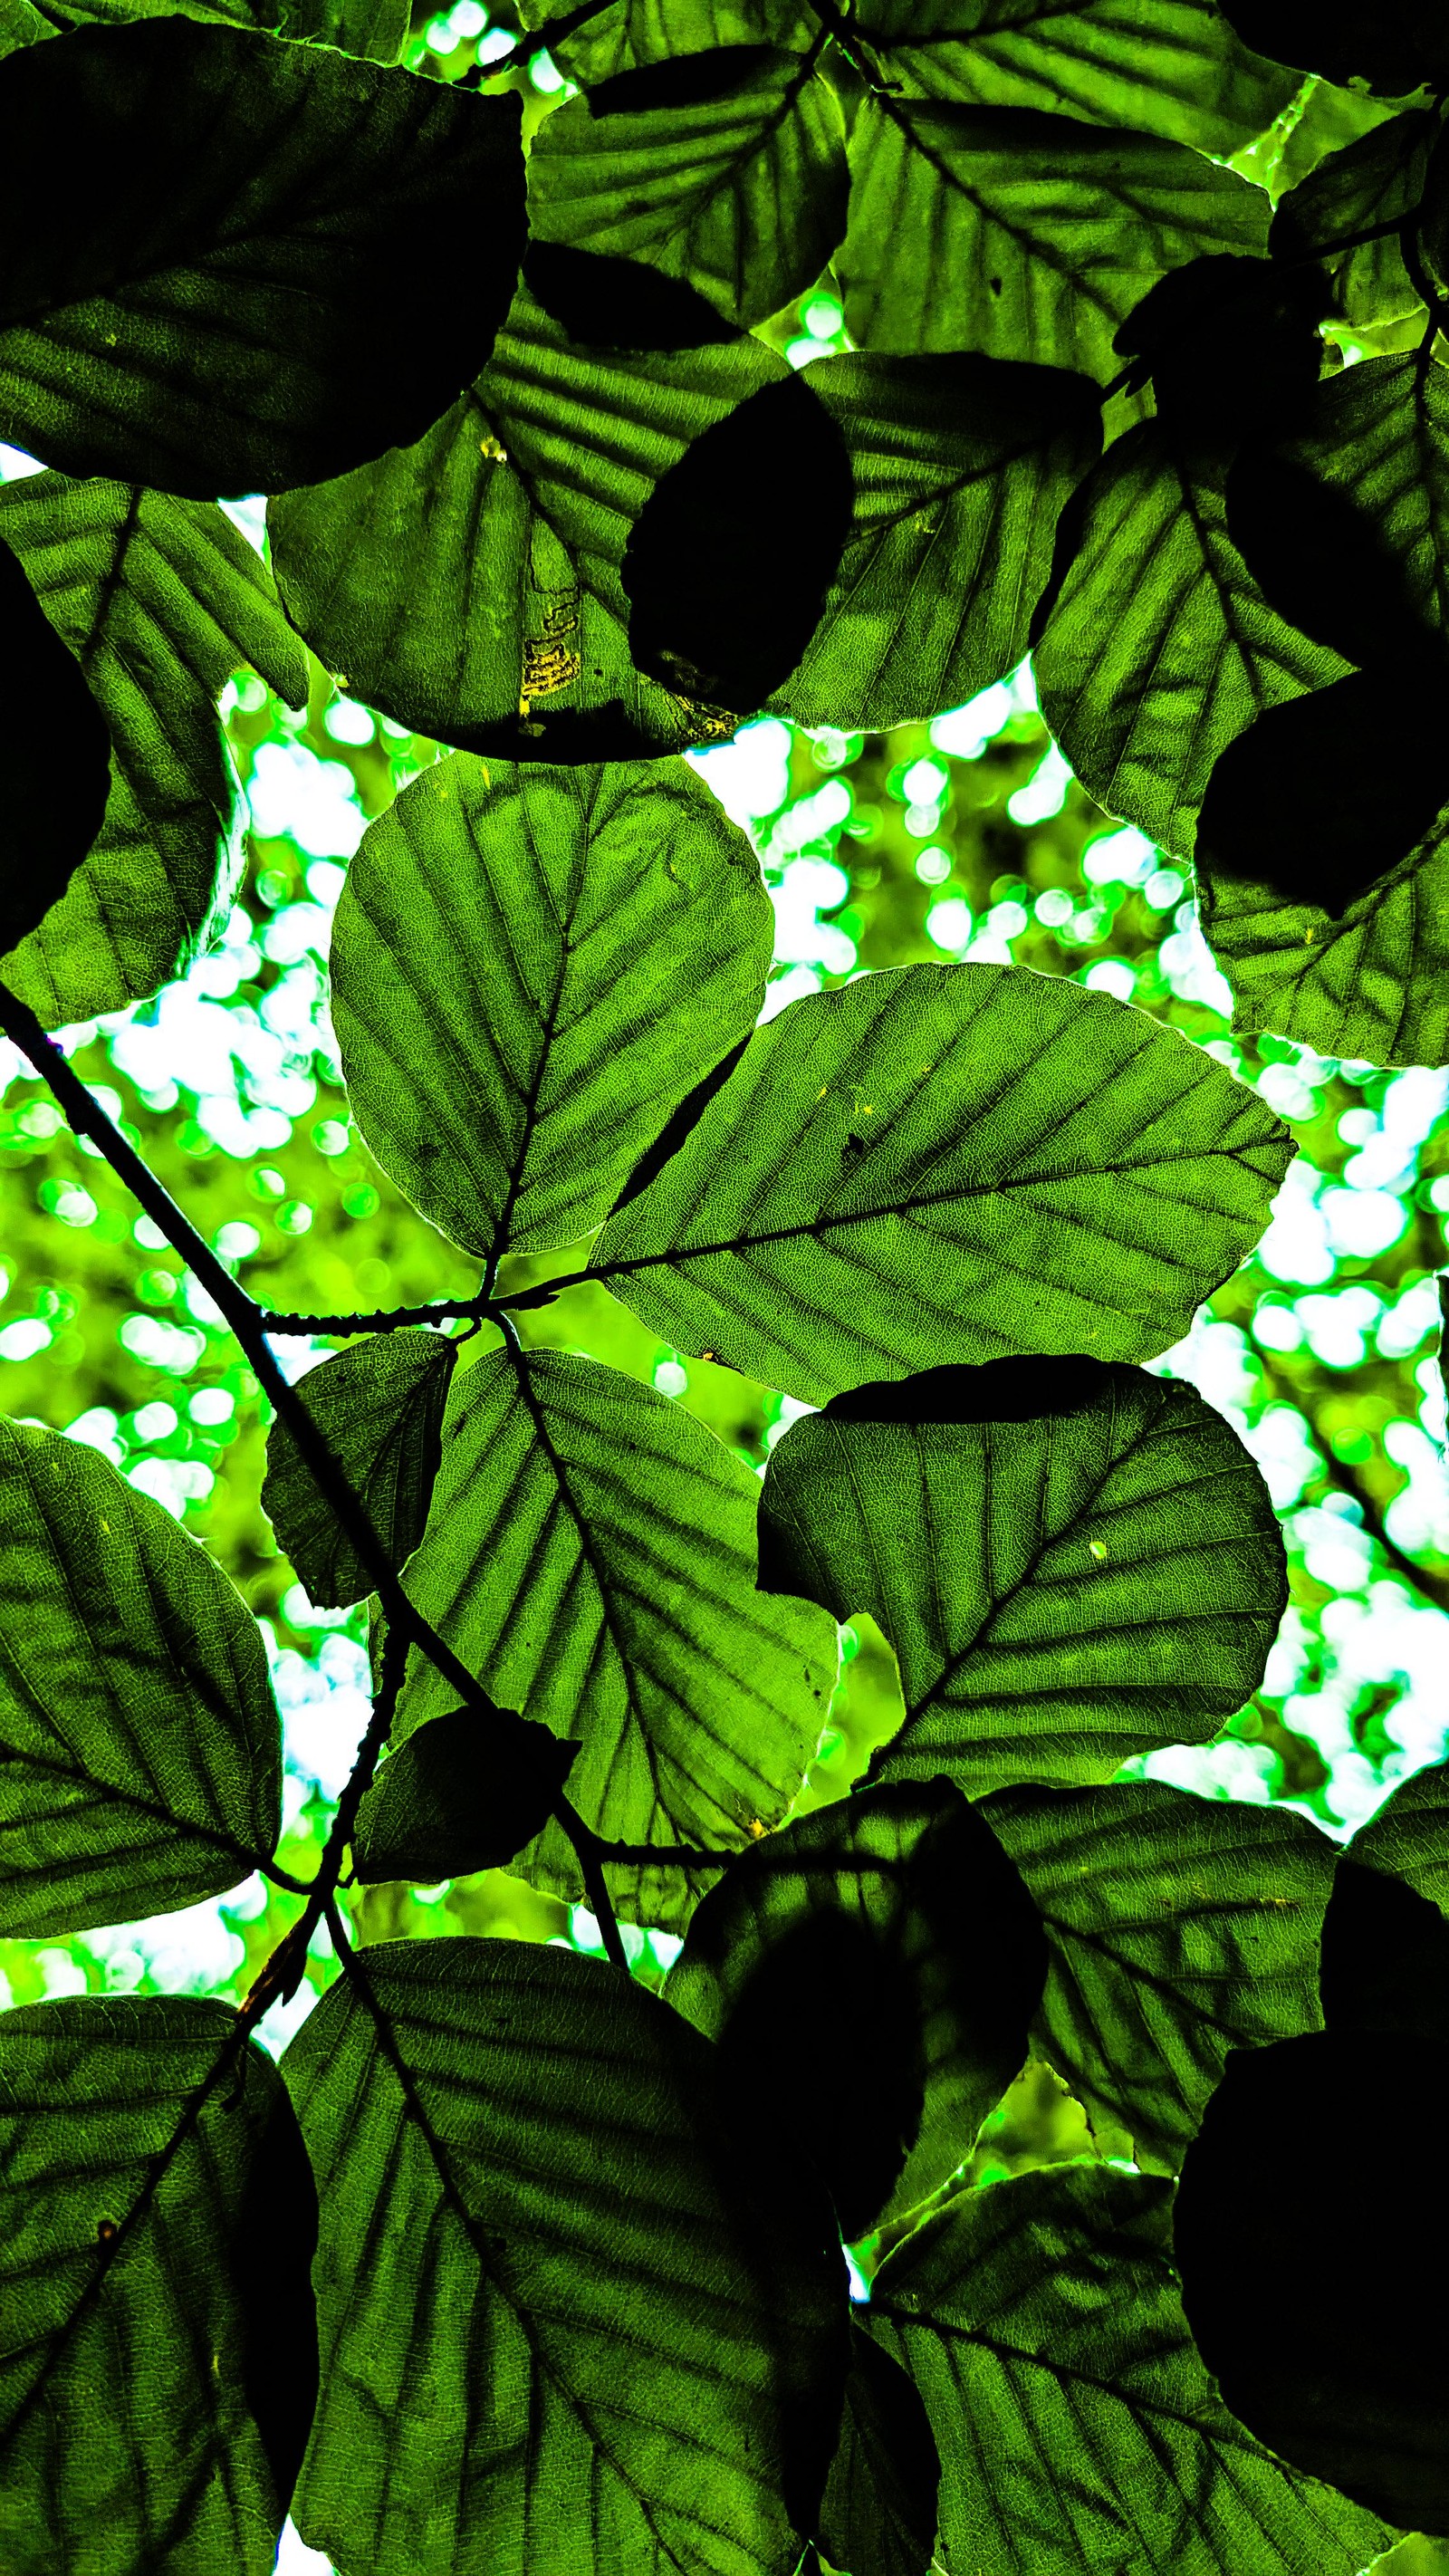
(3, 18), (1449, 2566)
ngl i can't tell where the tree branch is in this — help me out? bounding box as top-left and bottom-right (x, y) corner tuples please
(0, 983), (629, 1976)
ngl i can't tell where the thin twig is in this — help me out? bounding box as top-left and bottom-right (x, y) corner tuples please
(0, 984), (630, 1974)
(1257, 1343), (1449, 1615)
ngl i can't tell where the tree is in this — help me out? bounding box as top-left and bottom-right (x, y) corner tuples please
(0, 1), (1448, 2567)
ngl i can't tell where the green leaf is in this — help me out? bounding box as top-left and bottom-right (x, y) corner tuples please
(276, 0), (407, 59)
(839, 101), (1270, 376)
(0, 470), (306, 1026)
(527, 50), (849, 330)
(1271, 110), (1434, 332)
(0, 1417), (281, 1936)
(352, 1701), (579, 1882)
(849, 0), (1300, 156)
(283, 1938), (849, 2575)
(865, 2161), (1392, 2573)
(1348, 1754), (1449, 1917)
(0, 21), (523, 495)
(1176, 2027), (1448, 2532)
(984, 1776), (1335, 2169)
(261, 1329), (456, 1610)
(1033, 422), (1346, 857)
(0, 1995), (317, 2576)
(759, 1359), (1286, 1793)
(268, 285), (785, 755)
(1196, 801), (1449, 1069)
(667, 1780), (1047, 2234)
(817, 2328), (940, 2576)
(0, 531), (110, 951)
(768, 351), (1101, 730)
(517, 0), (813, 87)
(330, 755), (773, 1263)
(398, 1347), (837, 1925)
(0, 0), (46, 57)
(594, 966), (1294, 1404)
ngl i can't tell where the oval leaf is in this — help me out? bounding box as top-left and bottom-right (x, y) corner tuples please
(399, 1347), (838, 1925)
(331, 755), (773, 1261)
(0, 1996), (317, 2576)
(0, 20), (523, 494)
(0, 468), (306, 1025)
(593, 967), (1294, 1404)
(668, 1779), (1047, 2234)
(759, 1359), (1287, 1793)
(867, 2161), (1391, 2572)
(283, 1938), (849, 2575)
(351, 1701), (579, 1884)
(261, 1328), (456, 1610)
(0, 1416), (281, 1936)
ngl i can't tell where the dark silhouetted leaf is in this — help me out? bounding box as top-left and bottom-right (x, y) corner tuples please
(0, 531), (110, 951)
(398, 1348), (837, 1926)
(1032, 421), (1347, 856)
(817, 2328), (940, 2576)
(1112, 253), (1330, 452)
(283, 1939), (849, 2574)
(0, 469), (306, 1026)
(261, 1329), (456, 1610)
(352, 1702), (579, 1883)
(769, 351), (1101, 730)
(0, 21), (523, 495)
(867, 2161), (1392, 2571)
(523, 241), (737, 353)
(330, 755), (772, 1260)
(1217, 0), (1449, 94)
(668, 1780), (1046, 2233)
(1319, 1855), (1449, 2051)
(626, 372), (854, 710)
(848, 0), (1300, 156)
(984, 1777), (1336, 2168)
(1176, 2027), (1449, 2533)
(0, 1416), (281, 1937)
(527, 48), (848, 330)
(1197, 668), (1449, 918)
(1197, 783), (1449, 1069)
(0, 1997), (317, 2574)
(760, 1360), (1286, 1793)
(1272, 110), (1434, 336)
(595, 968), (1292, 1402)
(840, 101), (1270, 377)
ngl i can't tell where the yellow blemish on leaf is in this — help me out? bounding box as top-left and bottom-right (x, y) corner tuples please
(1089, 1539), (1108, 1562)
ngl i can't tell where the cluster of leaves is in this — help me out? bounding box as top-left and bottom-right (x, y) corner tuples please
(4, 0), (1449, 2568)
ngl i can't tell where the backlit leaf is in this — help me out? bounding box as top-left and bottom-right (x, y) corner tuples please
(261, 1328), (456, 1610)
(398, 1347), (837, 1926)
(867, 2161), (1391, 2573)
(1271, 110), (1434, 333)
(840, 100), (1270, 376)
(594, 966), (1293, 1404)
(331, 755), (772, 1261)
(770, 351), (1101, 730)
(667, 1779), (1047, 2233)
(1032, 421), (1346, 856)
(1348, 1754), (1449, 1917)
(0, 1996), (317, 2576)
(984, 1776), (1335, 2167)
(849, 0), (1300, 156)
(517, 0), (813, 86)
(527, 49), (849, 330)
(283, 1939), (849, 2575)
(0, 469), (306, 1026)
(0, 1417), (281, 1937)
(759, 1360), (1286, 1793)
(0, 21), (523, 495)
